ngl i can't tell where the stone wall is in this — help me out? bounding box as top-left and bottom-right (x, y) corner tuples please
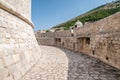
(36, 12), (120, 69)
(35, 31), (55, 46)
(4, 0), (31, 20)
(0, 0), (40, 80)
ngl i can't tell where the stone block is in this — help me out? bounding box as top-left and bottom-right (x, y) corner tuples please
(0, 27), (6, 33)
(0, 59), (4, 68)
(0, 68), (9, 80)
(3, 75), (13, 80)
(10, 39), (16, 44)
(13, 54), (20, 63)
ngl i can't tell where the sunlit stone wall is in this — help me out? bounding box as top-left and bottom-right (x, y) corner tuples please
(0, 0), (40, 80)
(36, 12), (120, 69)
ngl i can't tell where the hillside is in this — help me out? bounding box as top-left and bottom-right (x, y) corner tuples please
(52, 0), (120, 30)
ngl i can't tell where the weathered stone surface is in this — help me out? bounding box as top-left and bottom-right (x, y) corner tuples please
(21, 46), (120, 80)
(1, 0), (120, 80)
(0, 0), (41, 80)
(36, 12), (120, 69)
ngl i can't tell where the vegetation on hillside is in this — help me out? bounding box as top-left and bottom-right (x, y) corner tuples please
(52, 0), (120, 30)
(46, 30), (50, 32)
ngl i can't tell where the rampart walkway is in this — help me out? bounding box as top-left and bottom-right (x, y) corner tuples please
(21, 45), (120, 80)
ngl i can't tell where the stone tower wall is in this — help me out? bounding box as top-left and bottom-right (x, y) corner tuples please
(0, 0), (40, 80)
(4, 0), (31, 20)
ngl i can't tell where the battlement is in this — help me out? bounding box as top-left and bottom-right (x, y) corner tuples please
(36, 12), (120, 69)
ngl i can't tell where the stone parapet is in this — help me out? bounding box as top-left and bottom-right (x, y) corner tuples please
(36, 11), (120, 69)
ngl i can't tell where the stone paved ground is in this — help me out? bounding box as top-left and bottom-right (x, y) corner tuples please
(20, 45), (120, 80)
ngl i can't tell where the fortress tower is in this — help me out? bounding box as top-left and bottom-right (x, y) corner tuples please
(0, 0), (40, 80)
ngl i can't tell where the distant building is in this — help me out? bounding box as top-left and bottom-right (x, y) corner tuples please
(74, 20), (83, 28)
(71, 20), (83, 29)
(41, 30), (46, 33)
(35, 30), (41, 34)
(49, 28), (56, 32)
(49, 27), (64, 32)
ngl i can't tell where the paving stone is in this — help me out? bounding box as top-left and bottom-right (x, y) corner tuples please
(20, 45), (120, 80)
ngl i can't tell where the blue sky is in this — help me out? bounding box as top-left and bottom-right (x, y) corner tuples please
(32, 0), (114, 31)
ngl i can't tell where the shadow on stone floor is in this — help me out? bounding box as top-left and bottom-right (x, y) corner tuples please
(20, 46), (120, 80)
(59, 48), (120, 80)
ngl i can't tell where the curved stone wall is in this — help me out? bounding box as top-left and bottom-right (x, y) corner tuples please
(0, 0), (40, 80)
(36, 12), (120, 69)
(3, 0), (31, 20)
